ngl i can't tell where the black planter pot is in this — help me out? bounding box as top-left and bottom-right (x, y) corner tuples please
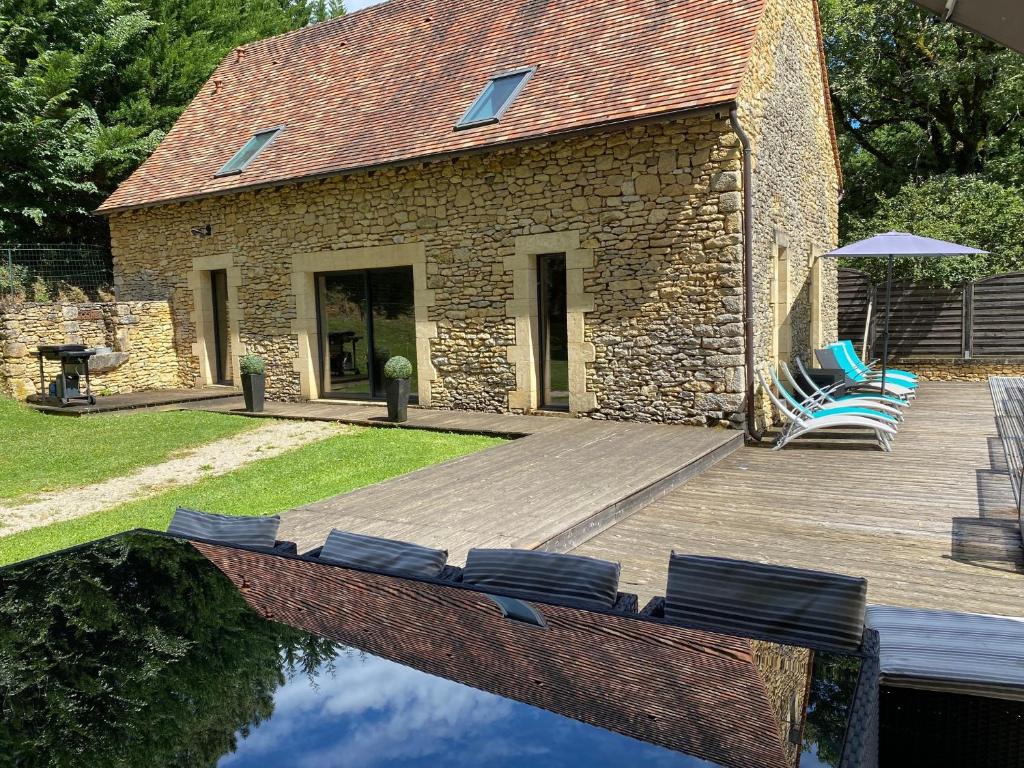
(241, 373), (265, 413)
(386, 377), (410, 422)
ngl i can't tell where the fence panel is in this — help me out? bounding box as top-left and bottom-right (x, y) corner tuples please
(839, 270), (1024, 359)
(877, 282), (964, 357)
(971, 272), (1024, 357)
(1, 243), (112, 302)
(837, 268), (873, 347)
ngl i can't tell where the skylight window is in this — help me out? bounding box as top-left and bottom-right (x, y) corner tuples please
(456, 68), (535, 129)
(215, 126), (283, 176)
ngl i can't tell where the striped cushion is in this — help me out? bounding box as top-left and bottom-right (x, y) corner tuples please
(167, 507), (280, 549)
(866, 605), (1024, 701)
(462, 548), (620, 610)
(319, 529), (447, 579)
(664, 553), (867, 652)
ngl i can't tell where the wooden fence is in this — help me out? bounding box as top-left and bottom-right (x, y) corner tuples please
(838, 269), (1024, 358)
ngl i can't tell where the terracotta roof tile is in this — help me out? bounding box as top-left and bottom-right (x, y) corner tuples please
(195, 542), (795, 768)
(98, 0), (767, 213)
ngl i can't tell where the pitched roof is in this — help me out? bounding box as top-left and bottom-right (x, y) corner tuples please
(97, 0), (767, 214)
(195, 541), (795, 768)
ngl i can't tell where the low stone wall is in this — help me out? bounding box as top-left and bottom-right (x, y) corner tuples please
(0, 301), (181, 399)
(895, 357), (1024, 382)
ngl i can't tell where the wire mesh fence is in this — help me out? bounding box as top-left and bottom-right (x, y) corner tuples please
(0, 244), (113, 304)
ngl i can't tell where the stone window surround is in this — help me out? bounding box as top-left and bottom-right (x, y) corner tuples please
(291, 244), (438, 404)
(504, 231), (597, 413)
(188, 254), (242, 387)
(771, 228), (792, 365)
(809, 246), (824, 350)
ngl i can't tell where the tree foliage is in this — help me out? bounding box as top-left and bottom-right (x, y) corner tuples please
(821, 0), (1024, 284)
(845, 175), (1024, 286)
(0, 533), (340, 767)
(0, 0), (340, 244)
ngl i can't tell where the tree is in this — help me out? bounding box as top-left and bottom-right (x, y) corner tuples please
(0, 532), (339, 767)
(0, 0), (162, 243)
(0, 0), (344, 245)
(820, 0), (1024, 235)
(802, 652), (862, 767)
(844, 175), (1024, 286)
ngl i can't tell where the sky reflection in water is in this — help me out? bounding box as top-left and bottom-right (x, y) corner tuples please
(219, 649), (715, 768)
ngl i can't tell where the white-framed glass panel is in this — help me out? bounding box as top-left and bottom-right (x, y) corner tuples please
(456, 68), (535, 129)
(215, 126), (283, 177)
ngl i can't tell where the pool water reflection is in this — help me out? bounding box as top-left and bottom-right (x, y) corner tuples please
(222, 651), (713, 768)
(0, 533), (863, 768)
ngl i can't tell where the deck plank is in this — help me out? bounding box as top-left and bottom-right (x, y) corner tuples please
(574, 382), (1024, 617)
(270, 414), (740, 561)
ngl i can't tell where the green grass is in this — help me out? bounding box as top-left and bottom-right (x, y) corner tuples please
(0, 398), (257, 502)
(0, 426), (502, 566)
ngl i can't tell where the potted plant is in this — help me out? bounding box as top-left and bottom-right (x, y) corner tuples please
(239, 353), (266, 413)
(383, 355), (412, 423)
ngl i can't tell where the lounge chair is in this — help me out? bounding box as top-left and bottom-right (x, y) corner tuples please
(782, 360), (905, 422)
(833, 340), (918, 384)
(759, 370), (898, 451)
(303, 529), (452, 580)
(769, 365), (900, 428)
(167, 507), (297, 554)
(640, 553), (868, 653)
(794, 356), (910, 411)
(458, 548), (639, 613)
(816, 346), (916, 400)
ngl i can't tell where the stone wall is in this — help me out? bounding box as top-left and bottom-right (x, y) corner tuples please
(109, 114), (749, 426)
(751, 640), (813, 768)
(0, 301), (180, 399)
(895, 357), (1024, 382)
(738, 0), (841, 430)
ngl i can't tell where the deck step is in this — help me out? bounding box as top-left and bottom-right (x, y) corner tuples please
(536, 432), (744, 554)
(989, 376), (1024, 535)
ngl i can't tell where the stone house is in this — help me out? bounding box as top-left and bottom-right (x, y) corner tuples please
(97, 0), (841, 429)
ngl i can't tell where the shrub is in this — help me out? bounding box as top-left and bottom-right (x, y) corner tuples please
(239, 354), (265, 376)
(383, 355), (412, 380)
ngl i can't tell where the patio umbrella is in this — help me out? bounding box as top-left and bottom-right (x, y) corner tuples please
(823, 232), (988, 392)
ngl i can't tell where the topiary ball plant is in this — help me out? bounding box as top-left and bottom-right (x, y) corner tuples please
(383, 355), (412, 380)
(239, 354), (265, 376)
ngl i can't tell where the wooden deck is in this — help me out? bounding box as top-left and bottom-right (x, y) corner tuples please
(183, 396), (571, 437)
(27, 387), (238, 415)
(250, 410), (743, 560)
(574, 382), (1024, 617)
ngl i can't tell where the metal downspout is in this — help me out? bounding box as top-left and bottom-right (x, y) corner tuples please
(729, 107), (760, 441)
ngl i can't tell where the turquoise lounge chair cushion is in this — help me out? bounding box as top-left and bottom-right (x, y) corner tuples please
(833, 341), (917, 381)
(836, 393), (905, 405)
(811, 406), (898, 423)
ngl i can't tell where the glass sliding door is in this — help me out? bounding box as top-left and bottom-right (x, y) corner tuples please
(537, 254), (569, 410)
(367, 268), (418, 398)
(319, 272), (371, 397)
(317, 267), (417, 401)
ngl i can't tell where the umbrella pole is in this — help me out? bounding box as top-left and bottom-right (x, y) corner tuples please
(881, 255), (892, 393)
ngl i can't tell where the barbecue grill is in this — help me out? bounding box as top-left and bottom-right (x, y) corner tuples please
(34, 345), (97, 406)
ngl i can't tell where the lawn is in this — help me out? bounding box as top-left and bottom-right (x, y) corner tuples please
(0, 426), (502, 566)
(0, 398), (257, 502)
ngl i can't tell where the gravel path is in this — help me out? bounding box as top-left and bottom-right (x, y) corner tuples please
(0, 419), (344, 536)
